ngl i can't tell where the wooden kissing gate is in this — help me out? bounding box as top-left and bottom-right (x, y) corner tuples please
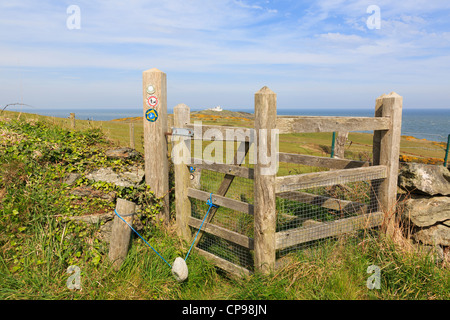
(142, 68), (403, 277)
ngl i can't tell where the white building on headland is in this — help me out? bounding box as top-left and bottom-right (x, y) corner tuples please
(206, 106), (223, 112)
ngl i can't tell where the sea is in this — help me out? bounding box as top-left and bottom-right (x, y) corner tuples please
(4, 106), (449, 142)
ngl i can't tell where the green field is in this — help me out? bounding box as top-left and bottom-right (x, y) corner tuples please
(0, 110), (449, 300)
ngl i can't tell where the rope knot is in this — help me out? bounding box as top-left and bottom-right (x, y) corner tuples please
(206, 193), (218, 208)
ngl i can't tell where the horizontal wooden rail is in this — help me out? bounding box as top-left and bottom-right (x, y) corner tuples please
(188, 217), (254, 250)
(278, 152), (369, 169)
(275, 211), (384, 250)
(276, 116), (391, 134)
(195, 248), (252, 277)
(187, 188), (254, 215)
(275, 165), (387, 193)
(188, 158), (254, 179)
(185, 124), (253, 141)
(277, 191), (368, 215)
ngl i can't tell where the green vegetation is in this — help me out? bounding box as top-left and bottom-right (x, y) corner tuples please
(0, 111), (448, 300)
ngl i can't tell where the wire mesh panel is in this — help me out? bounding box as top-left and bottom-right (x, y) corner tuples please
(188, 140), (255, 272)
(275, 170), (384, 258)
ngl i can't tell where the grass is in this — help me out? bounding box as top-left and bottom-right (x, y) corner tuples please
(0, 110), (449, 300)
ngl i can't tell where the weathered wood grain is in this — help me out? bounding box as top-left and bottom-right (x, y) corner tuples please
(143, 68), (169, 223)
(188, 216), (254, 249)
(195, 248), (253, 277)
(276, 116), (391, 133)
(275, 211), (384, 250)
(188, 188), (254, 215)
(278, 152), (369, 169)
(275, 165), (387, 193)
(276, 191), (368, 215)
(188, 158), (254, 179)
(174, 104), (191, 241)
(185, 123), (254, 142)
(109, 198), (136, 270)
(371, 92), (403, 237)
(254, 86), (277, 274)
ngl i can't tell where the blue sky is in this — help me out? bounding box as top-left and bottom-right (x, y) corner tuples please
(1, 0), (449, 111)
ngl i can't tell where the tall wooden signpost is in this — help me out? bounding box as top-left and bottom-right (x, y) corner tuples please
(143, 68), (169, 223)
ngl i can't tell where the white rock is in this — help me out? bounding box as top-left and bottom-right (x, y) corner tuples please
(171, 257), (188, 282)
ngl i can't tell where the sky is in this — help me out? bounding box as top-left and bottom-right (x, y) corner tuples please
(0, 0), (449, 111)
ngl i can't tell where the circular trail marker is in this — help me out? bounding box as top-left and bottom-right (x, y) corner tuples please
(145, 108), (159, 122)
(147, 95), (158, 107)
(146, 85), (155, 95)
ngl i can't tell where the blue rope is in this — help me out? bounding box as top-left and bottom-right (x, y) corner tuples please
(184, 193), (218, 261)
(114, 209), (172, 268)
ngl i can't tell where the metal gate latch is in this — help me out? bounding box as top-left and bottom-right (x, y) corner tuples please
(171, 128), (194, 137)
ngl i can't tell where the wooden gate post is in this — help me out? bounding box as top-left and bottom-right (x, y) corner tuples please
(173, 103), (191, 241)
(254, 86), (277, 274)
(70, 113), (75, 129)
(109, 198), (136, 270)
(372, 92), (403, 237)
(129, 122), (135, 149)
(334, 131), (348, 159)
(142, 68), (169, 223)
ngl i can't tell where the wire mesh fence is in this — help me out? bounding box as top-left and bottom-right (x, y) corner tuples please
(284, 131), (449, 168)
(186, 136), (389, 271)
(188, 140), (255, 271)
(275, 171), (384, 258)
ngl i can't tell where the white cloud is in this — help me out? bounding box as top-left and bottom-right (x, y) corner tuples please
(0, 1), (449, 109)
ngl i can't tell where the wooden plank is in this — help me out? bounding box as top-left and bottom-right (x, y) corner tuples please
(275, 165), (387, 193)
(276, 116), (391, 134)
(189, 158), (254, 179)
(187, 188), (254, 215)
(185, 123), (253, 142)
(195, 248), (252, 277)
(276, 191), (368, 215)
(188, 216), (254, 250)
(275, 211), (384, 250)
(254, 86), (277, 274)
(278, 152), (369, 169)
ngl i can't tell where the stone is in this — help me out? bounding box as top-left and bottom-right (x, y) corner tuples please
(70, 185), (116, 202)
(398, 162), (450, 196)
(421, 245), (445, 263)
(63, 172), (81, 186)
(121, 166), (145, 185)
(105, 147), (140, 160)
(172, 257), (188, 282)
(65, 212), (114, 224)
(85, 166), (144, 188)
(98, 220), (114, 243)
(400, 196), (450, 227)
(413, 224), (450, 247)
